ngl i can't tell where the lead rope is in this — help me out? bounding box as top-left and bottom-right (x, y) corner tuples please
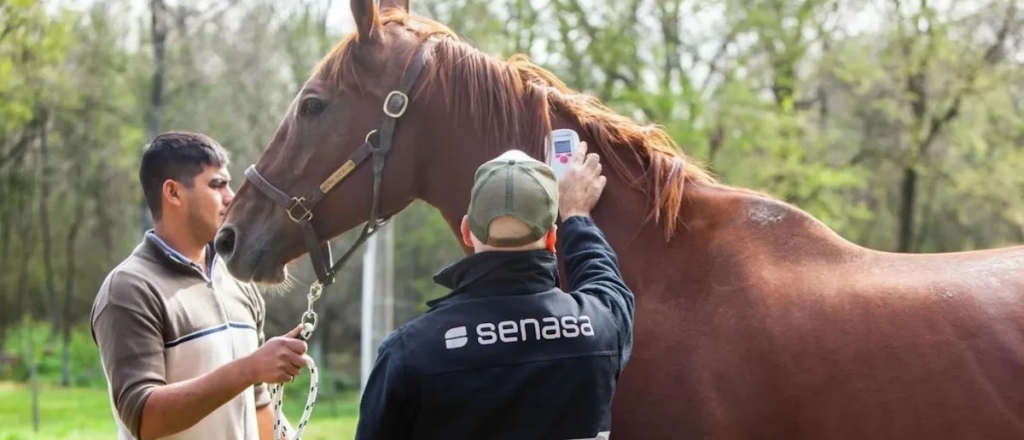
(269, 282), (323, 440)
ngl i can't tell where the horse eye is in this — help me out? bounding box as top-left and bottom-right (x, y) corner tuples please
(300, 98), (326, 116)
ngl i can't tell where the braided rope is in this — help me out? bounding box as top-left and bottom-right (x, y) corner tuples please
(269, 283), (323, 440)
(269, 323), (318, 440)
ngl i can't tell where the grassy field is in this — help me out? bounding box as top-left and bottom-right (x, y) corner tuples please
(0, 381), (360, 440)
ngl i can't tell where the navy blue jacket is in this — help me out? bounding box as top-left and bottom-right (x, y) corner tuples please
(354, 215), (635, 440)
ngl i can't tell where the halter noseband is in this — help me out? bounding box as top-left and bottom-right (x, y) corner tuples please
(243, 38), (436, 288)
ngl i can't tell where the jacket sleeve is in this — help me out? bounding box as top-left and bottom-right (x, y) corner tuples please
(557, 215), (636, 370)
(354, 330), (416, 440)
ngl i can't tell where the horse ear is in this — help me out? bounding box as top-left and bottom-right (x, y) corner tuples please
(378, 0), (409, 11)
(350, 0), (380, 41)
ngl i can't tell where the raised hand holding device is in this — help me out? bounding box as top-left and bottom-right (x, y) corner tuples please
(547, 128), (580, 180)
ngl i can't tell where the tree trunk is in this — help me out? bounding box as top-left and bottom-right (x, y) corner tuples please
(0, 326), (5, 378)
(897, 167), (917, 252)
(0, 178), (12, 377)
(92, 162), (115, 265)
(29, 331), (40, 432)
(38, 112), (60, 334)
(142, 0), (168, 234)
(0, 176), (11, 283)
(19, 180), (40, 430)
(16, 224), (34, 319)
(61, 196), (85, 387)
(914, 170), (941, 252)
(898, 28), (927, 254)
(15, 154), (36, 320)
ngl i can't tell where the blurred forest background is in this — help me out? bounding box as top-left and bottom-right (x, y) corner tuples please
(0, 0), (1021, 434)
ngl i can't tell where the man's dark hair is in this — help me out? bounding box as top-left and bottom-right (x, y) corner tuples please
(139, 131), (230, 221)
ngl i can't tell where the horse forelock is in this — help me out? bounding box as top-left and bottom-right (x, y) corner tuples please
(313, 8), (721, 240)
(310, 32), (360, 93)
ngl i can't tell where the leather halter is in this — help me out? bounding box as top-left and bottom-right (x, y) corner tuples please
(243, 38), (436, 287)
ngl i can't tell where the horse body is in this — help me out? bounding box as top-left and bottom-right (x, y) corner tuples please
(593, 183), (1024, 439)
(217, 1), (1024, 437)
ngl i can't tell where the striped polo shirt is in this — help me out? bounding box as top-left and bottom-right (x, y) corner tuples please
(90, 231), (271, 440)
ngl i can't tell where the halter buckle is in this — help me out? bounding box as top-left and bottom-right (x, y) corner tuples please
(287, 197), (313, 223)
(383, 91), (409, 118)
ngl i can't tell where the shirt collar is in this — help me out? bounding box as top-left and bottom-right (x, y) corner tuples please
(144, 230), (216, 280)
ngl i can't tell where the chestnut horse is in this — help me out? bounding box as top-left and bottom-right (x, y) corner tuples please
(216, 0), (1024, 438)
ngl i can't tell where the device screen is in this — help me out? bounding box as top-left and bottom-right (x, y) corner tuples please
(554, 139), (572, 154)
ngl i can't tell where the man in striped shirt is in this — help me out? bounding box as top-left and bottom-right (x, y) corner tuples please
(91, 132), (307, 440)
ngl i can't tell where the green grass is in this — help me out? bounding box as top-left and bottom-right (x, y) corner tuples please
(0, 381), (360, 440)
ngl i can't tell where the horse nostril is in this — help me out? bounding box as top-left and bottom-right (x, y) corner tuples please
(214, 226), (237, 259)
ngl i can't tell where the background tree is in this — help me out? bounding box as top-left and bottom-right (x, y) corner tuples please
(1, 0), (1020, 421)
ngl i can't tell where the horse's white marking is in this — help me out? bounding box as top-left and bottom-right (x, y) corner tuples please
(748, 201), (787, 227)
(931, 287), (958, 300)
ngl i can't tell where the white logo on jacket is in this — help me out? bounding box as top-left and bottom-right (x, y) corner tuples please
(445, 315), (595, 349)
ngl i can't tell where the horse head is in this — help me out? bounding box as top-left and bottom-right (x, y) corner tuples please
(217, 0), (491, 284)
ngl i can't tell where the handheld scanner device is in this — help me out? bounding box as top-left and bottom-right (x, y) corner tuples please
(547, 128), (580, 180)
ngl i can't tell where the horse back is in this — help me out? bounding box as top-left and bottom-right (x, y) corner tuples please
(611, 186), (1024, 440)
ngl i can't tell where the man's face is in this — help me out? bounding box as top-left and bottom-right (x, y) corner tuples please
(182, 165), (234, 244)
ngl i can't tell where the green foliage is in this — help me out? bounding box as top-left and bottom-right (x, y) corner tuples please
(0, 0), (75, 132)
(0, 381), (360, 439)
(0, 381), (116, 440)
(0, 0), (1021, 393)
(1, 320), (102, 388)
(4, 317), (48, 373)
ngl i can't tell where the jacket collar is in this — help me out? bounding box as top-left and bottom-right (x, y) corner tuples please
(427, 249), (559, 308)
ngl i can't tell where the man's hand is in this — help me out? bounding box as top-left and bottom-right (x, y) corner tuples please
(137, 325), (307, 440)
(242, 325), (309, 385)
(558, 141), (607, 219)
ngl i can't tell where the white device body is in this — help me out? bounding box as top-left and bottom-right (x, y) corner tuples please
(547, 129), (580, 180)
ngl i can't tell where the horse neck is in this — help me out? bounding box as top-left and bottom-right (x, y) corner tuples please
(414, 85), (863, 296)
(414, 93), (665, 255)
(544, 113), (662, 248)
(540, 112), (863, 270)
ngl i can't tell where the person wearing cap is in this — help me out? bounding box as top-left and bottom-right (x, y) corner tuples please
(355, 142), (635, 440)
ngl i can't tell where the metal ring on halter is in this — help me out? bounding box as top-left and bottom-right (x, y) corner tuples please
(383, 91), (410, 117)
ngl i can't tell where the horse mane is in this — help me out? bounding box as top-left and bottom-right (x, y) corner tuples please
(313, 8), (721, 240)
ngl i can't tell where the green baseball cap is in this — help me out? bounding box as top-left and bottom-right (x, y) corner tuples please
(467, 150), (559, 247)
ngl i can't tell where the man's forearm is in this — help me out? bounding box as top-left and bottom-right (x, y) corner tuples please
(138, 357), (255, 439)
(559, 215), (628, 292)
(558, 215), (635, 326)
(558, 215), (636, 370)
